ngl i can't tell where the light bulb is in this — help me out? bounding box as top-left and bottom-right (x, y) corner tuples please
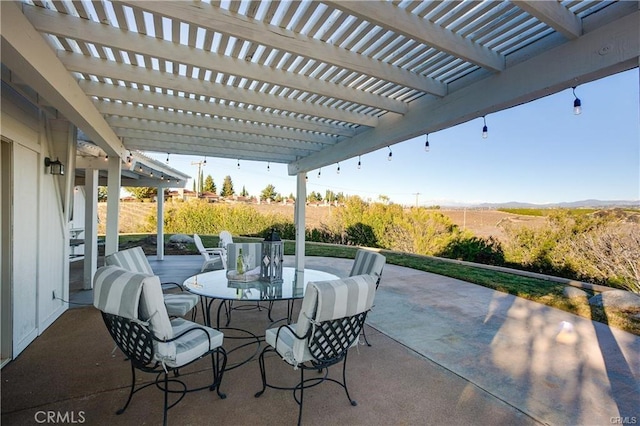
(337, 163), (340, 174)
(482, 116), (488, 139)
(425, 135), (430, 152)
(357, 156), (361, 169)
(573, 98), (582, 115)
(572, 87), (582, 115)
(387, 147), (392, 161)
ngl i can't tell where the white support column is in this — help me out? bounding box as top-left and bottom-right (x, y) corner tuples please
(294, 173), (307, 283)
(105, 156), (121, 256)
(83, 168), (98, 290)
(156, 186), (164, 260)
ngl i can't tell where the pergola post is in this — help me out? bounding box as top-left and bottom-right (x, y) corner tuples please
(156, 185), (164, 260)
(105, 156), (120, 256)
(83, 168), (98, 290)
(294, 172), (306, 283)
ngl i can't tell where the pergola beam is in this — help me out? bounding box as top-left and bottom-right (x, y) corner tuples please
(513, 1), (582, 40)
(289, 10), (639, 174)
(0, 2), (123, 157)
(119, 0), (447, 96)
(23, 3), (408, 115)
(58, 52), (379, 127)
(325, 0), (505, 72)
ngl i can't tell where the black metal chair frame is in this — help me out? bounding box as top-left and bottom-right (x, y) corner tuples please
(101, 312), (227, 426)
(361, 273), (382, 347)
(255, 311), (369, 426)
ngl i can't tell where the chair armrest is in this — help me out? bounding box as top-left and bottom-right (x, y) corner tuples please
(206, 248), (226, 255)
(161, 281), (184, 292)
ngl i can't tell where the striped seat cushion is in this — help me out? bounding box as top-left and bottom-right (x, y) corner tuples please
(164, 293), (200, 318)
(266, 274), (377, 365)
(165, 318), (224, 368)
(105, 246), (154, 275)
(312, 274), (376, 322)
(265, 324), (314, 365)
(226, 243), (262, 271)
(93, 266), (144, 319)
(105, 246), (199, 317)
(349, 250), (386, 284)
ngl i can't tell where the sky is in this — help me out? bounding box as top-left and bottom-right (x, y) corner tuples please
(143, 68), (639, 207)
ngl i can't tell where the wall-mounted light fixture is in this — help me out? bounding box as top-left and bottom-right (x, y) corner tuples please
(44, 157), (65, 175)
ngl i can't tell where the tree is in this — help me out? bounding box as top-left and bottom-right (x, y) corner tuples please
(98, 186), (108, 202)
(307, 191), (322, 202)
(125, 186), (157, 200)
(203, 175), (216, 193)
(220, 175), (235, 197)
(240, 185), (249, 197)
(261, 184), (277, 201)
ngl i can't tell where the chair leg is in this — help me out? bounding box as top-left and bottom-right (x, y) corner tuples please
(162, 371), (169, 426)
(209, 348), (227, 399)
(341, 352), (357, 406)
(297, 367), (305, 426)
(254, 348), (268, 398)
(116, 362), (137, 415)
(362, 327), (372, 347)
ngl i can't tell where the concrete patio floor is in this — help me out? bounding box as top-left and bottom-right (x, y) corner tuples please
(2, 255), (638, 425)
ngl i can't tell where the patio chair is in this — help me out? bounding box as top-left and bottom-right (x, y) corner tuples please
(104, 247), (200, 319)
(194, 233), (226, 271)
(219, 230), (233, 249)
(255, 274), (377, 426)
(223, 242), (263, 325)
(349, 249), (386, 346)
(93, 265), (226, 426)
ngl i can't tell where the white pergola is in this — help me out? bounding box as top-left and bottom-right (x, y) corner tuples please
(2, 0), (638, 284)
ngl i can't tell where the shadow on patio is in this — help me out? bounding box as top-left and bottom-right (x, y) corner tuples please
(2, 255), (638, 425)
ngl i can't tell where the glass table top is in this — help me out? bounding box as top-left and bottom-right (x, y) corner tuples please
(184, 267), (339, 301)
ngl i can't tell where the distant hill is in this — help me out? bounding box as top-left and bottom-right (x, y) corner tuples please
(473, 200), (639, 209)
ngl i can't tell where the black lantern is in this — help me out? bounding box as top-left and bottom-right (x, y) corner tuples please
(44, 157), (65, 175)
(260, 229), (283, 284)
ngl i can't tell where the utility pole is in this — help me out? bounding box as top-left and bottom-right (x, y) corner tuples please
(191, 161), (205, 197)
(412, 192), (421, 207)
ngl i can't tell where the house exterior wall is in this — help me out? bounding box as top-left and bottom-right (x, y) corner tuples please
(1, 88), (67, 359)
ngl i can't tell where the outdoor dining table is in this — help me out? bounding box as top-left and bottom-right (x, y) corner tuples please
(184, 267), (339, 370)
(184, 266), (338, 327)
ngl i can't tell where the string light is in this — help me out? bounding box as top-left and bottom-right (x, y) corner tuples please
(104, 155), (109, 161)
(572, 86), (582, 115)
(317, 168), (321, 178)
(267, 162), (270, 172)
(203, 156), (207, 165)
(237, 159), (240, 169)
(387, 146), (392, 161)
(357, 155), (361, 169)
(336, 162), (340, 174)
(166, 153), (170, 163)
(127, 150), (132, 164)
(482, 116), (488, 139)
(424, 134), (430, 152)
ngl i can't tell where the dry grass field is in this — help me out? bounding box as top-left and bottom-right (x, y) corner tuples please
(99, 201), (547, 240)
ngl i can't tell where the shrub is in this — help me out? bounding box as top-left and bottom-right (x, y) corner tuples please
(438, 236), (505, 265)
